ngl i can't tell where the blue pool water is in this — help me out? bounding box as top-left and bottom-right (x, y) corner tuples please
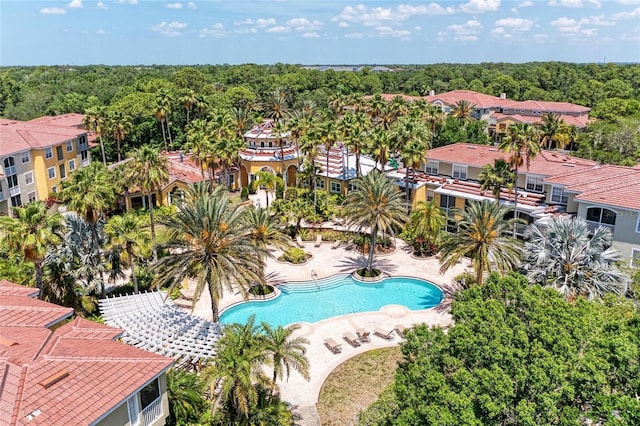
(220, 274), (443, 327)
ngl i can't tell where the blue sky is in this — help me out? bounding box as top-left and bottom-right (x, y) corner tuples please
(2, 0), (639, 65)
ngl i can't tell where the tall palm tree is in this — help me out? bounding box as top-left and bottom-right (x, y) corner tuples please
(408, 201), (446, 248)
(107, 110), (131, 162)
(231, 106), (254, 138)
(499, 123), (540, 237)
(439, 200), (521, 286)
(252, 171), (280, 208)
(167, 369), (209, 426)
(452, 99), (476, 125)
(84, 106), (108, 165)
(343, 171), (407, 274)
(539, 112), (563, 150)
(370, 126), (391, 172)
(126, 146), (169, 263)
(0, 201), (63, 295)
(155, 88), (174, 151)
(319, 120), (339, 208)
(105, 213), (151, 294)
(260, 322), (310, 397)
(154, 184), (267, 321)
(244, 206), (290, 253)
(185, 119), (212, 180)
(265, 90), (288, 123)
(478, 159), (515, 201)
(272, 120), (289, 184)
(394, 116), (431, 207)
(521, 216), (624, 300)
(180, 89), (197, 126)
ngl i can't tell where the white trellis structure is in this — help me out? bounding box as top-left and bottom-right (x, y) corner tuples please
(99, 291), (221, 366)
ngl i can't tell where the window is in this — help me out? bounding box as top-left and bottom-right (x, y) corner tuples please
(452, 164), (467, 180)
(424, 161), (439, 175)
(24, 172), (33, 185)
(439, 194), (456, 215)
(315, 179), (325, 189)
(21, 151), (30, 164)
(59, 164), (66, 179)
(4, 157), (18, 192)
(525, 175), (544, 193)
(586, 207), (616, 226)
(330, 181), (341, 193)
(78, 135), (87, 148)
(66, 140), (73, 152)
(47, 167), (56, 180)
(69, 159), (76, 171)
(127, 396), (140, 426)
(550, 186), (568, 204)
(427, 189), (435, 201)
(28, 191), (36, 203)
(632, 248), (640, 268)
(11, 194), (22, 207)
(637, 215), (640, 233)
(347, 182), (357, 192)
(45, 147), (53, 159)
(81, 150), (89, 165)
(51, 186), (57, 193)
(140, 378), (160, 410)
(56, 146), (64, 161)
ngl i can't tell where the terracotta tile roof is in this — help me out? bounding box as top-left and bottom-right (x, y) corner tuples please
(244, 119), (290, 140)
(0, 282), (173, 426)
(575, 179), (640, 211)
(506, 100), (590, 114)
(424, 90), (504, 109)
(27, 113), (86, 129)
(427, 143), (596, 176)
(0, 118), (88, 156)
(492, 112), (590, 128)
(0, 280), (40, 298)
(364, 94), (424, 102)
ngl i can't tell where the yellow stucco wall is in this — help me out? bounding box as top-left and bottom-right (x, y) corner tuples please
(32, 142), (79, 197)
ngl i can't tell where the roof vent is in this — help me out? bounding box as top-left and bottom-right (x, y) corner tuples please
(39, 370), (69, 389)
(466, 146), (476, 149)
(488, 148), (498, 152)
(25, 409), (42, 422)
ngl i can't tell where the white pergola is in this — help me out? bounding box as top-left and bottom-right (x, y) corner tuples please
(99, 291), (221, 366)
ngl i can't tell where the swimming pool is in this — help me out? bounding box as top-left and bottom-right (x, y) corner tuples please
(220, 274), (443, 327)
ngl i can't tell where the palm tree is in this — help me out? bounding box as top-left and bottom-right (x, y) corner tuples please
(408, 201), (446, 248)
(370, 126), (391, 172)
(272, 120), (289, 184)
(318, 120), (339, 208)
(155, 88), (174, 151)
(260, 322), (310, 397)
(154, 184), (267, 321)
(185, 119), (212, 180)
(499, 123), (540, 237)
(105, 213), (151, 294)
(539, 112), (562, 150)
(167, 369), (209, 426)
(231, 106), (254, 138)
(180, 89), (197, 126)
(107, 110), (131, 162)
(63, 212), (108, 295)
(84, 106), (108, 165)
(252, 171), (280, 208)
(0, 201), (63, 295)
(478, 159), (515, 201)
(439, 200), (521, 286)
(394, 116), (431, 207)
(244, 206), (290, 253)
(265, 90), (288, 123)
(452, 99), (476, 125)
(521, 216), (624, 300)
(343, 171), (407, 275)
(126, 146), (169, 263)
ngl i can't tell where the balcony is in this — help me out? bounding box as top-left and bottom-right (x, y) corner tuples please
(141, 396), (163, 426)
(9, 186), (20, 197)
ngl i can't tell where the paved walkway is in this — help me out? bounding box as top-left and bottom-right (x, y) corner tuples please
(189, 232), (470, 425)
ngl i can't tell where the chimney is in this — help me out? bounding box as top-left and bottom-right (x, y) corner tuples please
(500, 92), (506, 100)
(428, 90), (435, 97)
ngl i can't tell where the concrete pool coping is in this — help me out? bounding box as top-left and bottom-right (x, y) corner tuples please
(186, 237), (470, 425)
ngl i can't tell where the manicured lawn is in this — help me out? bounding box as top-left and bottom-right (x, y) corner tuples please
(317, 347), (402, 426)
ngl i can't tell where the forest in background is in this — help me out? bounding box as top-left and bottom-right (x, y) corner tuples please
(1, 62), (639, 165)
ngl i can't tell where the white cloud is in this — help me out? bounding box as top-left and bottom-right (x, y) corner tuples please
(460, 0), (501, 13)
(338, 21), (349, 28)
(199, 23), (226, 37)
(550, 17), (581, 32)
(302, 32), (320, 38)
(331, 3), (454, 27)
(116, 0), (138, 4)
(286, 17), (323, 32)
(40, 7), (66, 15)
(618, 0), (640, 4)
(581, 15), (613, 25)
(96, 29), (105, 34)
(68, 0), (83, 8)
(344, 32), (363, 39)
(166, 3), (182, 9)
(266, 25), (290, 33)
(96, 2), (107, 10)
(447, 19), (483, 41)
(376, 26), (411, 38)
(234, 18), (277, 28)
(187, 2), (196, 9)
(519, 1), (534, 6)
(151, 21), (187, 37)
(621, 26), (640, 40)
(613, 7), (640, 19)
(548, 0), (601, 7)
(491, 17), (534, 37)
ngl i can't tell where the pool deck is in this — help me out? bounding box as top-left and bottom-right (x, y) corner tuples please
(188, 236), (470, 425)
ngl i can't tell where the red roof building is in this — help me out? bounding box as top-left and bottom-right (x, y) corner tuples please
(0, 281), (173, 426)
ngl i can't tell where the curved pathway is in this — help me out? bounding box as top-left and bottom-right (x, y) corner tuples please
(189, 238), (470, 425)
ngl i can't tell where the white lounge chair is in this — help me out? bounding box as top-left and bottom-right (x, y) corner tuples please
(356, 328), (370, 343)
(324, 338), (342, 354)
(314, 234), (323, 247)
(295, 235), (305, 248)
(394, 324), (406, 338)
(374, 327), (395, 340)
(343, 332), (361, 347)
(331, 240), (341, 249)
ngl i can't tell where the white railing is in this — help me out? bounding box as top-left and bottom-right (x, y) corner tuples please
(141, 396), (163, 426)
(9, 186), (20, 197)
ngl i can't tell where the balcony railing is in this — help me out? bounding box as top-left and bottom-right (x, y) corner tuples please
(586, 220), (615, 234)
(0, 191), (4, 201)
(9, 186), (20, 197)
(141, 396), (163, 426)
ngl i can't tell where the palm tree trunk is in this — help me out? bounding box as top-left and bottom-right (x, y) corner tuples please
(35, 260), (44, 295)
(326, 151), (330, 210)
(148, 192), (158, 263)
(117, 136), (121, 162)
(271, 369), (278, 398)
(512, 163), (519, 238)
(264, 188), (269, 207)
(99, 135), (107, 166)
(367, 225), (378, 273)
(476, 265), (484, 287)
(209, 285), (219, 322)
(167, 118), (173, 149)
(405, 166), (411, 208)
(355, 150), (362, 177)
(160, 121), (168, 152)
(129, 249), (139, 294)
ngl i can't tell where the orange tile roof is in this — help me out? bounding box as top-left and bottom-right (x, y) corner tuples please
(27, 113), (86, 129)
(0, 118), (88, 156)
(575, 179), (640, 211)
(427, 143), (596, 176)
(424, 90), (504, 109)
(0, 280), (40, 298)
(492, 112), (590, 128)
(0, 282), (173, 426)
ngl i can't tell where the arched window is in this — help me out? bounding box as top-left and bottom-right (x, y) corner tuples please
(260, 141), (265, 148)
(268, 141), (273, 147)
(586, 207), (616, 226)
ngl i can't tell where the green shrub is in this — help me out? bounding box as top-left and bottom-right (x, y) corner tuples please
(454, 272), (477, 288)
(281, 247), (308, 264)
(248, 184), (257, 195)
(240, 186), (249, 201)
